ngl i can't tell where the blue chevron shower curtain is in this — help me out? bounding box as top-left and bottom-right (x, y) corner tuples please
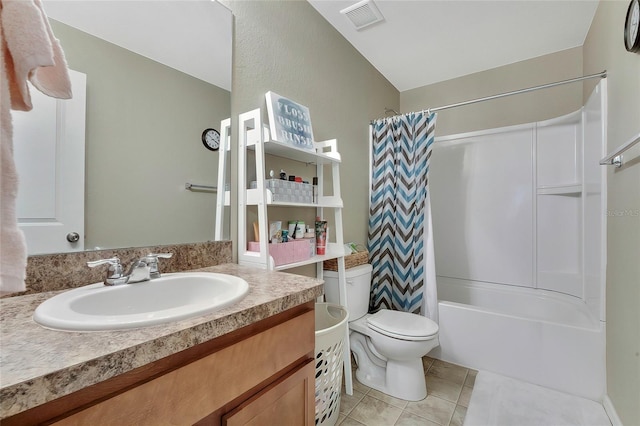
(368, 112), (438, 320)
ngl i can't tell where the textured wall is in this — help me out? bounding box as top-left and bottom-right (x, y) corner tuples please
(583, 2), (640, 424)
(51, 21), (230, 251)
(401, 47), (584, 136)
(225, 0), (399, 266)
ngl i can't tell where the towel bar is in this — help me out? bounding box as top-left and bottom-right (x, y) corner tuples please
(600, 132), (640, 168)
(185, 183), (217, 192)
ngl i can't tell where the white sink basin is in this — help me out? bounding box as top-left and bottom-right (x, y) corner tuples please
(33, 272), (249, 331)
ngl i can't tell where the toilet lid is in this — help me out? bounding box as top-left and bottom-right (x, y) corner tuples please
(366, 309), (438, 340)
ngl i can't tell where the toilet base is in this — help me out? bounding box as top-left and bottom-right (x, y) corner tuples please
(354, 358), (427, 401)
(350, 332), (427, 401)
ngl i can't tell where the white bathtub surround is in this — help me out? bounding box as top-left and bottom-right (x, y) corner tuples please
(435, 277), (605, 400)
(430, 82), (607, 401)
(465, 371), (611, 426)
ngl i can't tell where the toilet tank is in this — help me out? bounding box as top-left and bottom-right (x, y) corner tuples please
(323, 263), (372, 320)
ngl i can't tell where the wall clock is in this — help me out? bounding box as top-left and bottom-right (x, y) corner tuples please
(625, 0), (640, 53)
(201, 128), (221, 151)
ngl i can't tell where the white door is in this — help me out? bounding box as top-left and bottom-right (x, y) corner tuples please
(13, 70), (86, 254)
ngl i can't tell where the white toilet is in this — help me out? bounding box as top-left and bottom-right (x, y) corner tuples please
(324, 264), (439, 401)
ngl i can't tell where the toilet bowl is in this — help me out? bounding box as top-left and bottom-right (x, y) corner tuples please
(323, 264), (439, 401)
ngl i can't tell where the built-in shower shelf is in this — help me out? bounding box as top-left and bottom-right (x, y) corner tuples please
(537, 184), (582, 195)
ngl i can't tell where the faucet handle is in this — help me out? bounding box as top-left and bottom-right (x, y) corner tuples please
(87, 257), (126, 286)
(143, 253), (173, 279)
(146, 253), (173, 259)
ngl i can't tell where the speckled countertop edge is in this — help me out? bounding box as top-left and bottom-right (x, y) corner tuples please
(0, 263), (323, 419)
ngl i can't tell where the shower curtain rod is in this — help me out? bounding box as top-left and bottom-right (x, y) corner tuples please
(377, 70), (607, 121)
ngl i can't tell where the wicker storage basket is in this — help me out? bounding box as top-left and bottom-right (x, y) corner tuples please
(323, 250), (369, 271)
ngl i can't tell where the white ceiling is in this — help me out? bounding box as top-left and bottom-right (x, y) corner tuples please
(42, 0), (232, 91)
(308, 0), (599, 92)
(41, 1), (598, 93)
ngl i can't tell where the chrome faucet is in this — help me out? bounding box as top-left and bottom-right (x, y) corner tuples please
(125, 258), (152, 283)
(87, 253), (173, 286)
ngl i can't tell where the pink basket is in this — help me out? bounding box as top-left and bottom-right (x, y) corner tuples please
(247, 239), (311, 266)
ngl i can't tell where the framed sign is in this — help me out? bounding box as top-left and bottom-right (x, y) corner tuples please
(265, 91), (315, 150)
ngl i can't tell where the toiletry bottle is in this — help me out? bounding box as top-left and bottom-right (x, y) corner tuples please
(315, 216), (327, 255)
(288, 221), (298, 239)
(295, 221), (305, 239)
(312, 177), (318, 204)
(303, 226), (316, 256)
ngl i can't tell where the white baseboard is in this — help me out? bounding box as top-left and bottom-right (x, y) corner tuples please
(603, 395), (623, 426)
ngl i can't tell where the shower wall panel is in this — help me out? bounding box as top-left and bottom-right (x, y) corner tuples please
(582, 83), (606, 322)
(430, 128), (534, 288)
(432, 81), (605, 307)
(536, 114), (583, 297)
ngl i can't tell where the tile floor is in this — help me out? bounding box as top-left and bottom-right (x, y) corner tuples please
(337, 357), (477, 426)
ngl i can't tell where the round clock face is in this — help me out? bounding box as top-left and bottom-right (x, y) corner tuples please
(625, 0), (640, 52)
(202, 128), (221, 151)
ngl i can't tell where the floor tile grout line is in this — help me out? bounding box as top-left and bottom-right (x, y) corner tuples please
(340, 357), (476, 426)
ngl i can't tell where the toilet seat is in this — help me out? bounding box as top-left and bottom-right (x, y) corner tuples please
(366, 309), (438, 341)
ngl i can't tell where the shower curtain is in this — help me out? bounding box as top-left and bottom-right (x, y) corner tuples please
(367, 112), (438, 321)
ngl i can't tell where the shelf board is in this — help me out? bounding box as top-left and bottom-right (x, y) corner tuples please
(248, 138), (341, 165)
(245, 188), (343, 208)
(537, 184), (582, 195)
(265, 200), (343, 208)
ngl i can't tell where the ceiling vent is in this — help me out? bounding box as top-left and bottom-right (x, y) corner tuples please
(340, 0), (385, 31)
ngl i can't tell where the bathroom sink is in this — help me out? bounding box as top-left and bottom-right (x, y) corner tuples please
(33, 272), (249, 331)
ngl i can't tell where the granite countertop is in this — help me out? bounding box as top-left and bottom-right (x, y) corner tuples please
(0, 263), (324, 420)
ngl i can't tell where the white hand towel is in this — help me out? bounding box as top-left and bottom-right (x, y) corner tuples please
(0, 0), (72, 293)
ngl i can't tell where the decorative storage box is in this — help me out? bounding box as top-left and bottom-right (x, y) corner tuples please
(265, 179), (314, 204)
(247, 239), (311, 266)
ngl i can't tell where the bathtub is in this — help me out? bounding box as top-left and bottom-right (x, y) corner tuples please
(432, 277), (606, 401)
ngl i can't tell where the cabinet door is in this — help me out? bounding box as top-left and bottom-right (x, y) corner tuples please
(51, 310), (314, 426)
(223, 360), (315, 426)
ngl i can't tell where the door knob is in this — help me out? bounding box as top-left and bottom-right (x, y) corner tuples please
(66, 232), (80, 243)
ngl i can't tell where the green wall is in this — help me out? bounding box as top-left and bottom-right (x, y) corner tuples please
(51, 20), (230, 250)
(401, 47), (584, 136)
(583, 2), (640, 424)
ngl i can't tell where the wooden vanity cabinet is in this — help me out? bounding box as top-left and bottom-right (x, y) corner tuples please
(5, 302), (316, 426)
(221, 361), (315, 425)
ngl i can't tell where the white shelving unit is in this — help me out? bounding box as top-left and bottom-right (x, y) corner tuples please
(236, 108), (353, 395)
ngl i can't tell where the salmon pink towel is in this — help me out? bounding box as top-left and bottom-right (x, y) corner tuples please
(0, 0), (71, 293)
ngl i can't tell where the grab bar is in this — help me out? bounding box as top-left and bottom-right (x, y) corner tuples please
(185, 182), (217, 192)
(600, 132), (640, 168)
